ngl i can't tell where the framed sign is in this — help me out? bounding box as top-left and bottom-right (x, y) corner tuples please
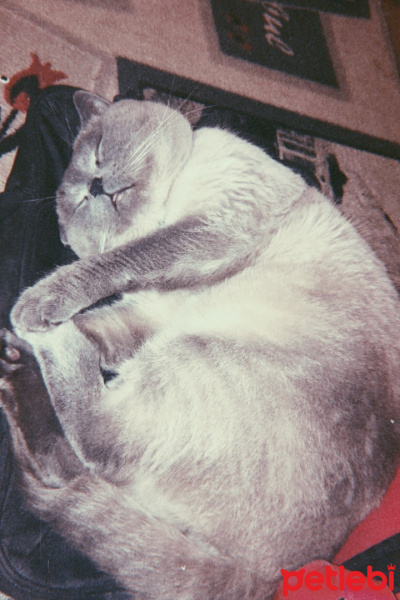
(210, 0), (338, 86)
(239, 0), (370, 17)
(381, 0), (400, 78)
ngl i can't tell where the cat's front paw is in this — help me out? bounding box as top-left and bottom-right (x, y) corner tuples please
(11, 275), (80, 333)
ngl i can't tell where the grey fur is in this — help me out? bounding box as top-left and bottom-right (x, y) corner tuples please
(1, 91), (400, 599)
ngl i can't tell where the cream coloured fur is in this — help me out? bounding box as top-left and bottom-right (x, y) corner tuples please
(2, 92), (400, 600)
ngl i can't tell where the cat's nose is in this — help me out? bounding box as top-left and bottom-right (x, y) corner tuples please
(89, 177), (104, 197)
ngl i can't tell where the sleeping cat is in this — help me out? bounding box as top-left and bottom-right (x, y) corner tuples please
(1, 90), (400, 600)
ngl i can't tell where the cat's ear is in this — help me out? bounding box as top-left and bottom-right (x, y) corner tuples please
(73, 91), (110, 127)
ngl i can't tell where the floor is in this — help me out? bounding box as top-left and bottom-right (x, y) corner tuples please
(3, 0), (400, 143)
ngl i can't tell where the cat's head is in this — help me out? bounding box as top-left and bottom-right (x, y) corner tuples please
(57, 91), (193, 258)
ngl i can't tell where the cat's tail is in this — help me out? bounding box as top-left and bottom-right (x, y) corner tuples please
(24, 472), (276, 600)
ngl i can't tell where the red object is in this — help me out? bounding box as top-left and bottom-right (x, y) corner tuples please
(334, 464), (400, 599)
(4, 53), (67, 112)
(335, 464), (400, 564)
(272, 465), (400, 599)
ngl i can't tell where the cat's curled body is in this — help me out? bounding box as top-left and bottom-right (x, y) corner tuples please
(2, 91), (400, 600)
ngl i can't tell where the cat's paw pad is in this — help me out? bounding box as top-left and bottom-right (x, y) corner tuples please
(0, 329), (32, 377)
(11, 280), (78, 333)
(11, 288), (58, 333)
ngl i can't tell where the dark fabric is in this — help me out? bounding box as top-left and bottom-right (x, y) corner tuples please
(0, 85), (130, 600)
(343, 533), (400, 594)
(0, 85), (78, 329)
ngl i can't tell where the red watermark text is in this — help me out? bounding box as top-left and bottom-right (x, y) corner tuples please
(280, 563), (395, 597)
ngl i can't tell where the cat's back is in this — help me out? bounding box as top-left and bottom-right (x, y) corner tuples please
(160, 184), (400, 358)
(119, 199), (400, 576)
(164, 126), (306, 224)
(95, 133), (400, 581)
(121, 181), (400, 451)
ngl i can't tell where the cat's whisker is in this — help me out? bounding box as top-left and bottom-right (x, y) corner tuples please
(180, 104), (215, 119)
(98, 223), (111, 254)
(128, 109), (185, 170)
(128, 132), (161, 170)
(169, 85), (202, 114)
(64, 117), (76, 147)
(128, 134), (162, 169)
(19, 194), (57, 205)
(165, 76), (176, 110)
(46, 104), (76, 147)
(126, 115), (169, 169)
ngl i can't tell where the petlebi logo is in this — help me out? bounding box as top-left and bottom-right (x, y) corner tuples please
(276, 560), (396, 598)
